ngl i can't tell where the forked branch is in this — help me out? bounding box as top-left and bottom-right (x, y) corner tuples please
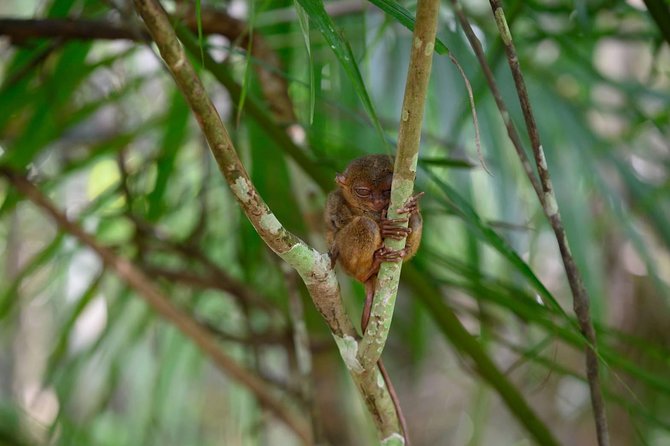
(131, 0), (410, 441)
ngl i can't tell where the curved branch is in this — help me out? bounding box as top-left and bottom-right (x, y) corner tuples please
(358, 0), (440, 370)
(132, 0), (351, 337)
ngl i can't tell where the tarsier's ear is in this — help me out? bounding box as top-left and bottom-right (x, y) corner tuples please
(335, 173), (346, 187)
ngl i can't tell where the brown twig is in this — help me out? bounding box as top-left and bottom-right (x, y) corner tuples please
(0, 168), (311, 443)
(141, 265), (278, 313)
(450, 2), (542, 198)
(0, 18), (140, 42)
(0, 14), (294, 124)
(486, 1), (610, 444)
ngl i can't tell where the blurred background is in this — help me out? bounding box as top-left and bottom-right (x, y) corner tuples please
(0, 0), (669, 445)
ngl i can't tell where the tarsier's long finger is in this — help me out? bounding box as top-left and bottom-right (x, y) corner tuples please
(381, 223), (411, 240)
(375, 247), (407, 262)
(380, 209), (411, 239)
(381, 231), (410, 241)
(382, 215), (409, 223)
(381, 251), (406, 262)
(397, 191), (425, 214)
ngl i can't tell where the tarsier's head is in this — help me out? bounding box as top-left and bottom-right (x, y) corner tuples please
(336, 154), (394, 213)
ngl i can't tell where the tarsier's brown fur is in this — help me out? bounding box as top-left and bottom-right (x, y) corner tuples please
(324, 154), (423, 445)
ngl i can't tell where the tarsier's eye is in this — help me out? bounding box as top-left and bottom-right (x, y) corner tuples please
(354, 187), (371, 197)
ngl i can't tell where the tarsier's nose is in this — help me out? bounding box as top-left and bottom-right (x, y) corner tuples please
(373, 199), (386, 211)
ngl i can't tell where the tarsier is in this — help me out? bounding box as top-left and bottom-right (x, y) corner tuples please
(325, 154), (423, 331)
(325, 154), (423, 444)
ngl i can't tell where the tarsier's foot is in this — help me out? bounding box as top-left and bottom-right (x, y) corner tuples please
(374, 245), (407, 262)
(380, 209), (411, 240)
(397, 191), (425, 216)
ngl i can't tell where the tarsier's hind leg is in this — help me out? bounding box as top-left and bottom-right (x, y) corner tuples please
(334, 216), (382, 283)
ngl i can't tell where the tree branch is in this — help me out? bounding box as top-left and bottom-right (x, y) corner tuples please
(357, 0), (440, 370)
(0, 18), (140, 42)
(487, 2), (610, 445)
(132, 0), (347, 333)
(0, 13), (294, 125)
(131, 0), (405, 440)
(0, 168), (311, 443)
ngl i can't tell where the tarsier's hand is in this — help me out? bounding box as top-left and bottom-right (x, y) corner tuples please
(374, 245), (407, 262)
(380, 191), (424, 240)
(380, 209), (411, 240)
(396, 191), (425, 216)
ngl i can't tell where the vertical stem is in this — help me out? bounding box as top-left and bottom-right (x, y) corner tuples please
(357, 0), (440, 370)
(487, 2), (610, 445)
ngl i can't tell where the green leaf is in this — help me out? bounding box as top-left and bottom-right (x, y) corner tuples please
(147, 91), (190, 221)
(294, 0), (388, 147)
(195, 0), (205, 64)
(424, 167), (570, 322)
(294, 0), (316, 124)
(0, 234), (65, 321)
(366, 0), (450, 54)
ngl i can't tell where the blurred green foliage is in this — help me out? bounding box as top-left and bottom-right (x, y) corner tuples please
(0, 0), (669, 445)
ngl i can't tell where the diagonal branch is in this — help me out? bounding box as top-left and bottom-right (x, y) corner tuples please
(487, 1), (610, 445)
(0, 168), (311, 443)
(357, 0), (440, 370)
(132, 0), (349, 336)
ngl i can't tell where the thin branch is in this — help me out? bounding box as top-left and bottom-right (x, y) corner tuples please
(0, 14), (294, 124)
(0, 18), (140, 42)
(0, 168), (311, 443)
(134, 0), (349, 333)
(141, 265), (278, 313)
(358, 0), (440, 370)
(487, 2), (610, 445)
